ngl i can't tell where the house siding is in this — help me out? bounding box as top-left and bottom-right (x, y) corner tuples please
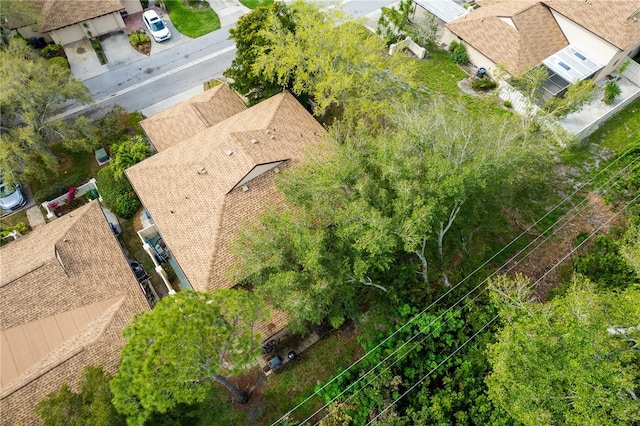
(550, 10), (620, 72)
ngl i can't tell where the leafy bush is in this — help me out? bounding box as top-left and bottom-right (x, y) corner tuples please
(110, 135), (152, 181)
(449, 40), (469, 64)
(48, 56), (68, 68)
(128, 30), (150, 46)
(96, 105), (142, 150)
(40, 44), (62, 58)
(471, 78), (497, 91)
(603, 80), (621, 105)
(1, 222), (29, 238)
(573, 233), (639, 289)
(114, 191), (141, 219)
(33, 176), (84, 202)
(503, 100), (512, 108)
(97, 165), (141, 219)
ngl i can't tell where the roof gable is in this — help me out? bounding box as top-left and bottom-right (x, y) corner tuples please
(127, 91), (326, 292)
(0, 201), (149, 416)
(140, 84), (247, 152)
(447, 0), (569, 74)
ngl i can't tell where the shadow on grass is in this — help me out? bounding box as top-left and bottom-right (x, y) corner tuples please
(165, 0), (220, 38)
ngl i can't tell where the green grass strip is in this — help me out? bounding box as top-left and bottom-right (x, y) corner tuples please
(165, 0), (220, 38)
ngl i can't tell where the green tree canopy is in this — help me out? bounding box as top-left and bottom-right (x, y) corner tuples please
(110, 135), (152, 181)
(36, 366), (125, 426)
(0, 0), (40, 46)
(248, 0), (416, 123)
(0, 37), (93, 183)
(111, 289), (267, 425)
(233, 100), (548, 331)
(486, 274), (640, 425)
(225, 2), (295, 105)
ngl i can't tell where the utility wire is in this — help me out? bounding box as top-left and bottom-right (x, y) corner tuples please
(365, 192), (640, 426)
(307, 156), (639, 426)
(271, 141), (640, 426)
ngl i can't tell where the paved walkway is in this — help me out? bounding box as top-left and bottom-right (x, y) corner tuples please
(26, 206), (46, 228)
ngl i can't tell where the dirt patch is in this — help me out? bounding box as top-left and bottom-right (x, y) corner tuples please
(507, 192), (620, 301)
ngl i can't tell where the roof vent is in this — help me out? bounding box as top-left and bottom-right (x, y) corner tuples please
(251, 138), (259, 144)
(242, 185), (249, 192)
(197, 167), (207, 175)
(274, 167), (280, 173)
(270, 135), (275, 140)
(227, 150), (234, 156)
(266, 129), (271, 134)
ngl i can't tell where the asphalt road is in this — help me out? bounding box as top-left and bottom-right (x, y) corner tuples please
(59, 0), (395, 119)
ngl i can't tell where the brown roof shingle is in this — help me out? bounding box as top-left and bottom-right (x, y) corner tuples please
(0, 201), (149, 425)
(127, 91), (326, 295)
(543, 0), (640, 51)
(36, 0), (124, 32)
(447, 0), (568, 74)
(140, 84), (247, 153)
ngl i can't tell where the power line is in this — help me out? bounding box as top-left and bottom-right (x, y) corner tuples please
(365, 192), (640, 425)
(271, 141), (640, 425)
(307, 156), (639, 426)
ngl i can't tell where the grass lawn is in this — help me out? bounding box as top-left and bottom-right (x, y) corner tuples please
(165, 0), (220, 38)
(0, 210), (29, 229)
(239, 0), (274, 8)
(413, 49), (511, 119)
(257, 329), (363, 424)
(29, 143), (102, 203)
(180, 329), (364, 425)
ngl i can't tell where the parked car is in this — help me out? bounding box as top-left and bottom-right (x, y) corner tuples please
(142, 10), (171, 42)
(0, 175), (26, 211)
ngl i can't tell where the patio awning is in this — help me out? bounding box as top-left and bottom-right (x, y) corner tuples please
(414, 0), (469, 23)
(542, 45), (602, 84)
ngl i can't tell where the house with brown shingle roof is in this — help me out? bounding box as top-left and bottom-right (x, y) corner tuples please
(0, 201), (150, 426)
(443, 0), (640, 81)
(11, 0), (142, 45)
(128, 88), (326, 340)
(140, 84), (248, 153)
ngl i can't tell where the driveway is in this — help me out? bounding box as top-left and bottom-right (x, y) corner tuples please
(65, 8), (189, 81)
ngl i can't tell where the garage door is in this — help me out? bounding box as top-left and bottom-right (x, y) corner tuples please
(54, 25), (85, 45)
(92, 14), (120, 35)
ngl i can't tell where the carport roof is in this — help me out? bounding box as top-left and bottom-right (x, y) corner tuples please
(542, 45), (602, 83)
(35, 0), (124, 32)
(414, 0), (468, 23)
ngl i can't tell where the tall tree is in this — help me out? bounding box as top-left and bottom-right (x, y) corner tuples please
(36, 366), (125, 426)
(0, 0), (39, 46)
(233, 100), (547, 329)
(0, 38), (93, 183)
(486, 274), (640, 425)
(110, 135), (152, 181)
(111, 290), (267, 425)
(253, 0), (415, 123)
(225, 2), (295, 105)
